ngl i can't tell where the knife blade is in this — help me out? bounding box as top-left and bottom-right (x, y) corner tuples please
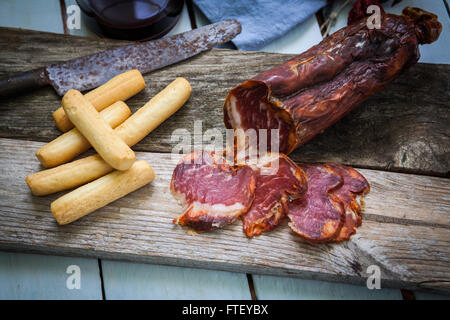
(0, 19), (241, 97)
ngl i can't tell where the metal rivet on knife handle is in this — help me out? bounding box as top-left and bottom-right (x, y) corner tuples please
(53, 69), (145, 132)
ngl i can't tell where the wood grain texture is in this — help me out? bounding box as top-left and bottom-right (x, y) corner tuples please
(0, 138), (448, 293)
(0, 28), (448, 176)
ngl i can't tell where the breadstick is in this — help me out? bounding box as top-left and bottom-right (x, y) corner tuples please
(62, 89), (135, 170)
(53, 69), (145, 132)
(26, 78), (191, 195)
(26, 155), (113, 196)
(51, 160), (154, 225)
(115, 77), (192, 146)
(37, 101), (131, 168)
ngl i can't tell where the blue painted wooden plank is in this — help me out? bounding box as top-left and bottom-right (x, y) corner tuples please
(415, 291), (450, 300)
(327, 0), (449, 64)
(252, 275), (403, 300)
(0, 251), (102, 299)
(101, 260), (251, 300)
(166, 1), (193, 36)
(0, 0), (64, 34)
(193, 4), (210, 29)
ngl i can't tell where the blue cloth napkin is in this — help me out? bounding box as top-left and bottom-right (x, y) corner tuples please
(193, 0), (326, 51)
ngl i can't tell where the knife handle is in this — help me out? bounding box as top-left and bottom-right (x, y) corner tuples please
(0, 68), (49, 97)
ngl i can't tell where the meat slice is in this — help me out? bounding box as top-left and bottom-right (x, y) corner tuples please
(288, 164), (345, 242)
(242, 153), (307, 237)
(171, 151), (256, 232)
(326, 163), (370, 242)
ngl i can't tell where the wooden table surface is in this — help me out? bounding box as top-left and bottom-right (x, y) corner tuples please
(0, 0), (448, 300)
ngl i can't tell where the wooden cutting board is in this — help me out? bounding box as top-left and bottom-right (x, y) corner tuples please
(0, 28), (449, 293)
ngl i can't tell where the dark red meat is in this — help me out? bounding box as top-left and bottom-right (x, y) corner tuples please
(326, 163), (370, 242)
(288, 164), (345, 242)
(348, 0), (385, 26)
(223, 7), (442, 155)
(171, 151), (256, 231)
(288, 163), (370, 242)
(241, 153), (307, 237)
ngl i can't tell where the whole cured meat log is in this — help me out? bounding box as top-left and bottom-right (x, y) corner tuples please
(241, 153), (307, 237)
(171, 151), (256, 231)
(223, 7), (442, 154)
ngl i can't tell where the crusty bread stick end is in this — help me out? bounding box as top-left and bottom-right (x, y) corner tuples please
(26, 155), (115, 196)
(115, 150), (136, 171)
(176, 77), (191, 93)
(25, 175), (39, 196)
(53, 108), (71, 132)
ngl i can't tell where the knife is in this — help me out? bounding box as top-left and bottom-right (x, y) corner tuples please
(0, 19), (241, 97)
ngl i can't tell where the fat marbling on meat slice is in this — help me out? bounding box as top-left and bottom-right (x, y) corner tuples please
(241, 153), (307, 237)
(288, 163), (370, 242)
(223, 7), (442, 155)
(171, 150), (256, 232)
(288, 164), (345, 242)
(325, 163), (370, 242)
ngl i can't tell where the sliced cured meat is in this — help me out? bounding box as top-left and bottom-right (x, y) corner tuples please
(223, 8), (442, 155)
(171, 150), (256, 232)
(242, 153), (307, 237)
(326, 163), (370, 242)
(288, 164), (345, 242)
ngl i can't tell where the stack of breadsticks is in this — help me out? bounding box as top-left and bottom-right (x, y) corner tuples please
(26, 70), (191, 225)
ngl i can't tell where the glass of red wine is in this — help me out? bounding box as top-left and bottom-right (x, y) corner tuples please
(76, 0), (184, 41)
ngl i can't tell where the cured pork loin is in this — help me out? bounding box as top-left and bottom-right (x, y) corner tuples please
(171, 151), (256, 231)
(288, 163), (370, 242)
(223, 7), (442, 154)
(288, 164), (344, 241)
(170, 151), (369, 242)
(169, 7), (441, 241)
(326, 163), (370, 241)
(241, 153), (307, 237)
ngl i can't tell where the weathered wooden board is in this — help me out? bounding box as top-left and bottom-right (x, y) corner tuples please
(0, 28), (449, 294)
(0, 28), (448, 176)
(0, 138), (449, 293)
